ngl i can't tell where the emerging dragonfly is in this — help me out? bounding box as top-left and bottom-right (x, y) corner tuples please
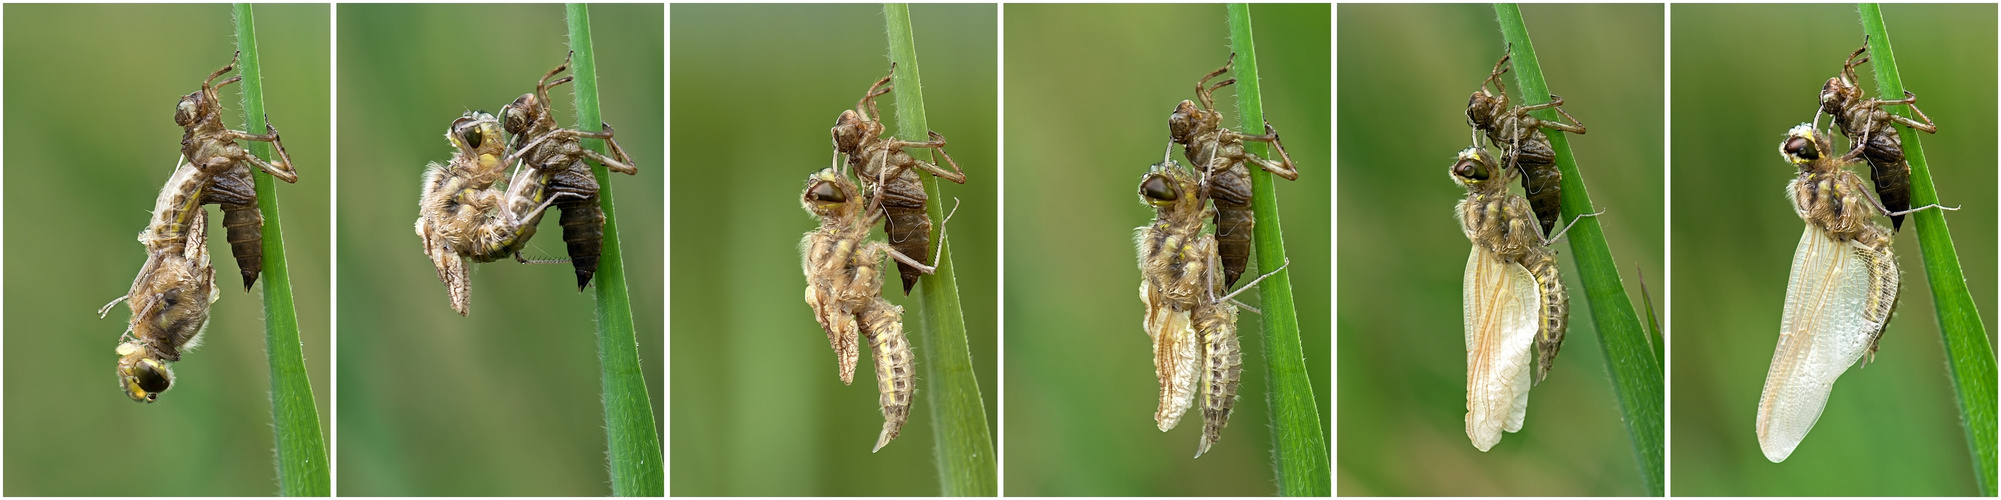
(1135, 147), (1285, 457)
(1465, 45), (1587, 238)
(1818, 37), (1938, 232)
(1755, 124), (1947, 462)
(799, 164), (938, 452)
(1451, 145), (1579, 451)
(416, 112), (560, 315)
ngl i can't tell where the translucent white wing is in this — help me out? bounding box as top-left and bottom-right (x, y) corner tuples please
(1144, 282), (1199, 431)
(1757, 227), (1887, 462)
(1465, 246), (1540, 452)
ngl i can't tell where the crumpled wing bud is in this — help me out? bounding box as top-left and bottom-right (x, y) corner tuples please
(1465, 246), (1540, 452)
(1145, 282), (1200, 432)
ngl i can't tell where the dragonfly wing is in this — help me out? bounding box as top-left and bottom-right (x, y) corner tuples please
(1464, 246), (1540, 452)
(1757, 227), (1884, 462)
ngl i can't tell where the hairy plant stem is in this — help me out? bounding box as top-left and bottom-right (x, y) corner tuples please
(233, 3), (329, 496)
(1858, 5), (1996, 494)
(567, 4), (664, 496)
(1494, 4), (1662, 495)
(1225, 4), (1328, 496)
(884, 3), (997, 496)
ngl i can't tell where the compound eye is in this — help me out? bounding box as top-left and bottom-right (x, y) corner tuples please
(1784, 136), (1818, 161)
(135, 361), (172, 394)
(1467, 93), (1482, 108)
(1453, 158), (1489, 181)
(808, 181), (845, 203)
(1140, 175), (1178, 202)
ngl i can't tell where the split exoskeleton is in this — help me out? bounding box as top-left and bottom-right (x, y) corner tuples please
(1451, 145), (1571, 452)
(1466, 45), (1587, 238)
(1818, 37), (1938, 232)
(799, 166), (934, 452)
(106, 51), (299, 402)
(830, 63), (967, 294)
(501, 52), (639, 290)
(1756, 124), (1932, 463)
(416, 52), (639, 315)
(1167, 53), (1297, 288)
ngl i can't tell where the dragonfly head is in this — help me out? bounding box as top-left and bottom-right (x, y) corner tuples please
(115, 342), (171, 403)
(1167, 100), (1218, 146)
(1781, 123), (1832, 170)
(1450, 146), (1506, 191)
(802, 168), (858, 218)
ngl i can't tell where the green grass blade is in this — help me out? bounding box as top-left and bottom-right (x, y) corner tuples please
(566, 4), (665, 496)
(1224, 5), (1329, 496)
(1493, 4), (1663, 495)
(1856, 5), (1997, 494)
(232, 4), (329, 496)
(884, 4), (997, 496)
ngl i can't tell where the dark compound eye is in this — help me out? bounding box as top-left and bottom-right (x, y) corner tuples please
(1453, 158), (1490, 181)
(459, 126), (482, 149)
(809, 181), (845, 203)
(1784, 136), (1818, 161)
(1141, 175), (1177, 201)
(134, 361), (171, 394)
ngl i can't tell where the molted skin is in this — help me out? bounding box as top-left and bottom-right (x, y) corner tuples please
(172, 51), (299, 291)
(1464, 48), (1586, 239)
(798, 168), (919, 452)
(499, 52), (640, 291)
(830, 64), (968, 294)
(1168, 54), (1298, 288)
(1818, 40), (1938, 232)
(1758, 124), (1902, 462)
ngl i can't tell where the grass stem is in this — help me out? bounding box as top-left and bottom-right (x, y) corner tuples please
(1493, 4), (1663, 495)
(566, 4), (665, 496)
(883, 4), (998, 496)
(1857, 5), (1997, 494)
(1225, 5), (1329, 496)
(232, 3), (329, 496)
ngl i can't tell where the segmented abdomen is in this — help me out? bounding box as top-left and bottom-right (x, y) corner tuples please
(1208, 165), (1255, 288)
(1861, 125), (1911, 232)
(878, 174), (931, 294)
(860, 298), (913, 452)
(549, 162), (604, 289)
(1195, 298), (1240, 457)
(1527, 253), (1567, 385)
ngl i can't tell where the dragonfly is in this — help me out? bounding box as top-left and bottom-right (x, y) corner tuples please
(1755, 123), (1949, 462)
(1451, 144), (1583, 451)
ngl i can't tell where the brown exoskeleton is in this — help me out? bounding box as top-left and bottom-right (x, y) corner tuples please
(174, 50), (299, 291)
(1166, 53), (1298, 288)
(500, 52), (640, 290)
(799, 166), (936, 452)
(831, 63), (968, 294)
(416, 111), (562, 315)
(1818, 37), (1938, 232)
(1465, 45), (1586, 239)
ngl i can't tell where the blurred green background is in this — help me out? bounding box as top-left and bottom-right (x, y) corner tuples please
(1670, 4), (1996, 496)
(2, 4), (330, 496)
(669, 4), (996, 496)
(1337, 4), (1663, 496)
(1004, 4), (1330, 496)
(336, 4), (662, 496)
